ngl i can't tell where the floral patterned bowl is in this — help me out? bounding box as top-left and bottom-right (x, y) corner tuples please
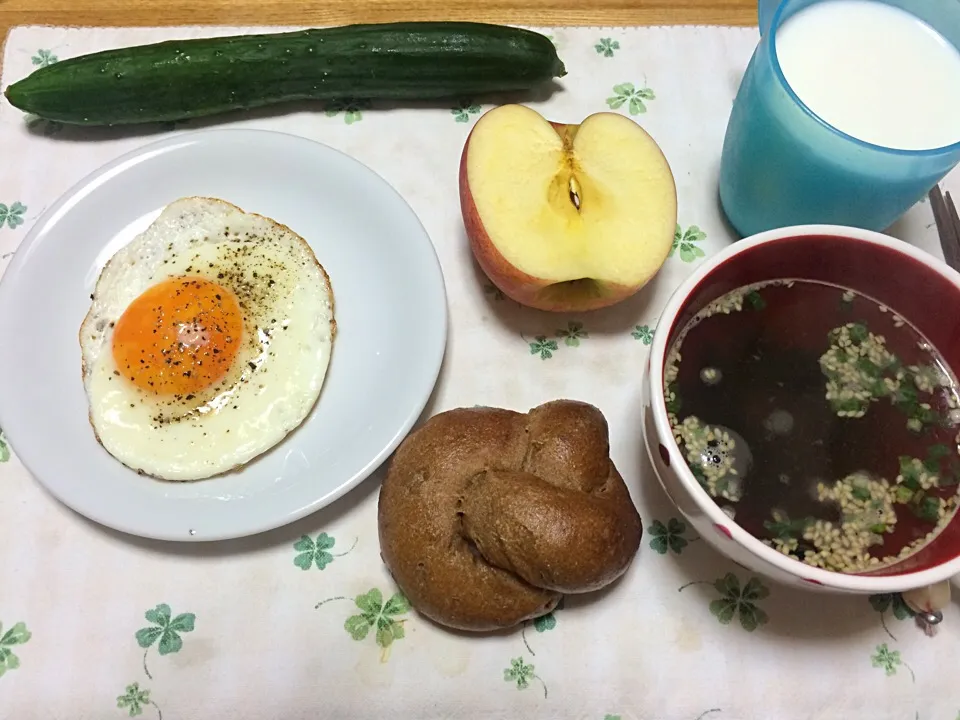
(642, 224), (960, 604)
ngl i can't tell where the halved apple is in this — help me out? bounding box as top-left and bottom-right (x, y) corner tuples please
(460, 104), (677, 312)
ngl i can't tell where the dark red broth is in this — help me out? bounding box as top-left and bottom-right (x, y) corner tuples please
(663, 235), (960, 575)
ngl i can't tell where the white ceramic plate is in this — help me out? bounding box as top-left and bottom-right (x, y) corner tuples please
(0, 129), (447, 542)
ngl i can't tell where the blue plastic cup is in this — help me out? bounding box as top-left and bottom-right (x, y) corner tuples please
(719, 0), (960, 238)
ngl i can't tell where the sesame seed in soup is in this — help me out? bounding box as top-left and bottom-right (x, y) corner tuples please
(664, 279), (960, 573)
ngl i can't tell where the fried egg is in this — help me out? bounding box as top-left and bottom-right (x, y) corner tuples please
(80, 196), (336, 481)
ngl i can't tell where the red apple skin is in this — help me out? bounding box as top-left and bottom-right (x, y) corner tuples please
(459, 126), (551, 309)
(459, 117), (653, 313)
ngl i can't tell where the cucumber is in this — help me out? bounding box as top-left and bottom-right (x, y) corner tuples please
(4, 22), (566, 126)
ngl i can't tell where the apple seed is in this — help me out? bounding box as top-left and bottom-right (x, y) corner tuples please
(568, 176), (582, 211)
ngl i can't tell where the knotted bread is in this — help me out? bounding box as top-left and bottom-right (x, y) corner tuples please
(377, 400), (643, 631)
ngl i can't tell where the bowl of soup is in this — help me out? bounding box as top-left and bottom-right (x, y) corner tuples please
(642, 224), (960, 595)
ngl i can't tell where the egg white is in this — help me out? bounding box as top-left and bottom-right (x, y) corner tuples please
(80, 196), (336, 482)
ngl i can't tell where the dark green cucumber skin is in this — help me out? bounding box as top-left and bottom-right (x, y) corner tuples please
(4, 22), (566, 126)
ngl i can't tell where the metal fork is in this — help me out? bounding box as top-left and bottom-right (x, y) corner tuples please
(929, 184), (960, 271)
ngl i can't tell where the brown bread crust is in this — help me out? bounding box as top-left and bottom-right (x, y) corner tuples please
(377, 400), (643, 631)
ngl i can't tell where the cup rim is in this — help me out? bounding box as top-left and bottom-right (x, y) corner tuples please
(768, 1), (960, 157)
(648, 223), (960, 592)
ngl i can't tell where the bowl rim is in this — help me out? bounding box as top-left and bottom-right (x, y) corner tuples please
(648, 223), (960, 592)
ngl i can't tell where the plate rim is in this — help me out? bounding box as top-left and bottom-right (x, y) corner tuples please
(0, 127), (448, 543)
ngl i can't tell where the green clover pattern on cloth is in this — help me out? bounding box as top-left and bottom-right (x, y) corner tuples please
(708, 574), (770, 632)
(0, 622), (31, 679)
(0, 202), (27, 230)
(135, 605), (196, 679)
(292, 532), (357, 570)
(344, 588), (410, 651)
(606, 82), (656, 115)
(117, 682), (161, 719)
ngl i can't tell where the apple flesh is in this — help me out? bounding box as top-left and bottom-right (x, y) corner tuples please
(460, 104), (678, 312)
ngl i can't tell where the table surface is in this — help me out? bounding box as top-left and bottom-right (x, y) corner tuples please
(0, 0), (757, 41)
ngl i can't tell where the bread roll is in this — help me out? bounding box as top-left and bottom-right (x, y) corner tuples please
(377, 400), (643, 631)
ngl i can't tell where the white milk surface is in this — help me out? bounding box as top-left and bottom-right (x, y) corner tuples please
(775, 0), (960, 150)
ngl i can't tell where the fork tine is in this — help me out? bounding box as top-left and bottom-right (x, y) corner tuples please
(929, 185), (960, 271)
(943, 191), (960, 271)
(944, 191), (960, 244)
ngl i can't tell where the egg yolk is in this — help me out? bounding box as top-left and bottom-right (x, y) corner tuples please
(111, 277), (243, 396)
